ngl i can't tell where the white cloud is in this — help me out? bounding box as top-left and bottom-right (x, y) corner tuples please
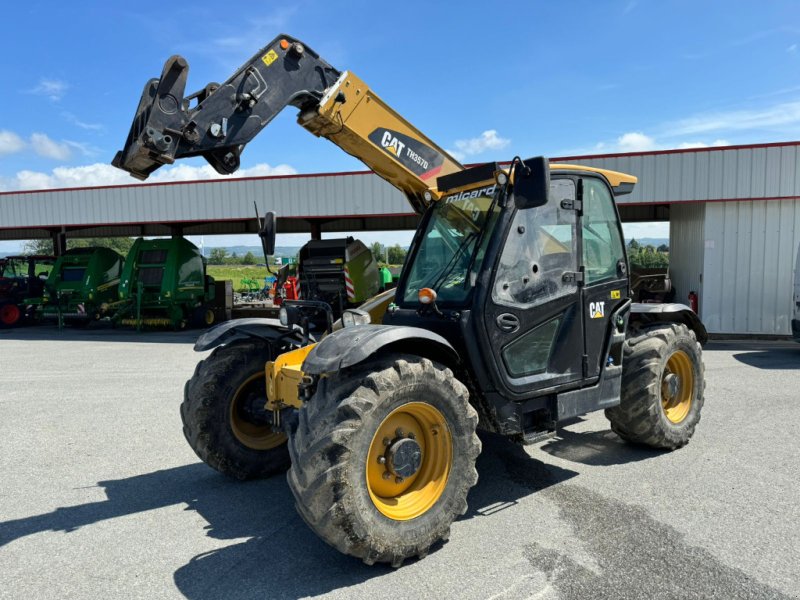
(28, 78), (68, 101)
(62, 112), (104, 132)
(617, 132), (657, 152)
(448, 130), (510, 161)
(676, 139), (729, 149)
(63, 140), (100, 157)
(789, 44), (798, 53)
(577, 133), (732, 156)
(0, 161), (297, 192)
(0, 130), (25, 156)
(29, 133), (71, 160)
(666, 100), (800, 136)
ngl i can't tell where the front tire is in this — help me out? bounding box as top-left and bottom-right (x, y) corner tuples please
(181, 339), (290, 479)
(606, 323), (705, 449)
(287, 356), (481, 566)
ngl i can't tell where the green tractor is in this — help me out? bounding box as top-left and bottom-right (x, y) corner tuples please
(113, 237), (218, 330)
(31, 247), (123, 326)
(0, 255), (56, 327)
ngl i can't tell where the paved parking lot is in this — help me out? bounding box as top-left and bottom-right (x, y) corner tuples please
(1, 326), (798, 599)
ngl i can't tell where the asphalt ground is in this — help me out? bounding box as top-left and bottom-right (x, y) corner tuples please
(1, 325), (798, 600)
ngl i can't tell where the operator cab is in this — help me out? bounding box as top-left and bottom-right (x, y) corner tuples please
(388, 158), (636, 438)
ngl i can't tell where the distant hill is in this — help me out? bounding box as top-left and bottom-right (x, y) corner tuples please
(625, 237), (669, 248)
(202, 245), (301, 257)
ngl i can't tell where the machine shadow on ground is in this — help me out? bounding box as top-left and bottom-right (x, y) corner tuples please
(0, 323), (200, 345)
(0, 432), (577, 599)
(731, 346), (800, 370)
(537, 420), (665, 466)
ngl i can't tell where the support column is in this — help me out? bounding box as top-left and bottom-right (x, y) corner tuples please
(309, 220), (322, 241)
(50, 230), (67, 256)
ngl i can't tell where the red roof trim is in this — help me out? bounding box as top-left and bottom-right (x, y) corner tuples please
(621, 194), (800, 207)
(551, 140), (800, 162)
(2, 140), (798, 197)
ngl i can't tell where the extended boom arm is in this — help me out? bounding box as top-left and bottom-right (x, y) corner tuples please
(112, 34), (463, 212)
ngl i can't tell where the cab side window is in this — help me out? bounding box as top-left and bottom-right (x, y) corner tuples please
(492, 179), (577, 307)
(582, 178), (625, 285)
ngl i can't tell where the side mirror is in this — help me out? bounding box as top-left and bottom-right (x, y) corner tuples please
(259, 211), (277, 257)
(513, 156), (550, 209)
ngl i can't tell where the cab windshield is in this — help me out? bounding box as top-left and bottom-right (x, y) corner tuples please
(0, 259), (23, 278)
(402, 184), (500, 304)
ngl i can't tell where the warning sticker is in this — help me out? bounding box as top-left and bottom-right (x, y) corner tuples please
(262, 50), (279, 67)
(610, 290), (621, 299)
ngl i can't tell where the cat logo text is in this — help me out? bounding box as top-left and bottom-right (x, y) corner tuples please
(589, 301), (605, 319)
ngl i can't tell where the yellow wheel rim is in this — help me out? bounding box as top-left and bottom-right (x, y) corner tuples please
(229, 373), (286, 450)
(204, 309), (215, 325)
(661, 350), (694, 424)
(366, 402), (452, 521)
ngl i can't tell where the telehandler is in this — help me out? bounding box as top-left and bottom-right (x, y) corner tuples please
(113, 34), (707, 566)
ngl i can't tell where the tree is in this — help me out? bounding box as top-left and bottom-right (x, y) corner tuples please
(370, 242), (385, 263)
(22, 236), (135, 256)
(208, 248), (228, 264)
(627, 238), (640, 250)
(387, 244), (407, 265)
(68, 237), (135, 256)
(242, 251), (256, 265)
(22, 239), (53, 255)
(657, 244), (669, 253)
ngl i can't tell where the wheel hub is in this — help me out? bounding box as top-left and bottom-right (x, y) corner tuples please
(662, 373), (680, 400)
(229, 373), (286, 450)
(239, 389), (274, 426)
(385, 437), (422, 479)
(366, 402), (453, 521)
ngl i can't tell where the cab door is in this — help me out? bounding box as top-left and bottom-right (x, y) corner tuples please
(478, 177), (585, 397)
(580, 176), (630, 378)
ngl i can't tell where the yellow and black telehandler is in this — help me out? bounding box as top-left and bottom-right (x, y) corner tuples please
(114, 34), (707, 567)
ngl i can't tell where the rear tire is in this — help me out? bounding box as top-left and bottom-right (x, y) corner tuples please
(606, 323), (705, 450)
(181, 339), (290, 480)
(287, 356), (481, 566)
(0, 303), (22, 327)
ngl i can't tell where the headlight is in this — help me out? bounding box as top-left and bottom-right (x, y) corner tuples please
(279, 306), (288, 326)
(341, 309), (371, 328)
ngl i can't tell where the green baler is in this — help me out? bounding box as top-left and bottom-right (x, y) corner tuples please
(297, 237), (380, 319)
(114, 237), (217, 329)
(35, 247), (123, 325)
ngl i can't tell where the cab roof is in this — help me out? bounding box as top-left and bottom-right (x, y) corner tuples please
(436, 161), (637, 198)
(551, 163), (638, 195)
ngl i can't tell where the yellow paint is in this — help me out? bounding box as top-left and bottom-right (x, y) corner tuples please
(265, 343), (316, 410)
(298, 71), (462, 205)
(261, 49), (279, 67)
(551, 163), (637, 189)
(96, 278), (120, 292)
(366, 402), (452, 521)
(662, 349), (694, 424)
(611, 290), (621, 299)
(229, 372), (286, 450)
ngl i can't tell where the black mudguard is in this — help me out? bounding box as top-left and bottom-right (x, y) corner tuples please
(194, 318), (299, 352)
(630, 302), (708, 345)
(302, 324), (459, 375)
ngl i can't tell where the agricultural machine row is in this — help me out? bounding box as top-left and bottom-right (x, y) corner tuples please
(0, 237), (222, 329)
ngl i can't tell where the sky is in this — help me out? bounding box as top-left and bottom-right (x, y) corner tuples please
(2, 1), (800, 252)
